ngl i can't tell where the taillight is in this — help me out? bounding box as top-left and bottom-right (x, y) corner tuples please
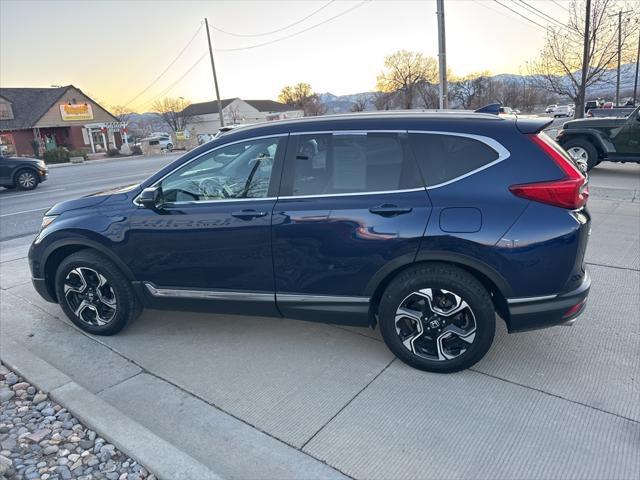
(509, 134), (589, 209)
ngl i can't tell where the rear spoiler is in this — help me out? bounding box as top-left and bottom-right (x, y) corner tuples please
(515, 117), (553, 134)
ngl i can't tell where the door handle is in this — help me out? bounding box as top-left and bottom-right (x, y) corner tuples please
(369, 204), (413, 217)
(231, 209), (268, 220)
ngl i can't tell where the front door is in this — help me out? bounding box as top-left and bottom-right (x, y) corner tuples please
(127, 134), (287, 316)
(615, 108), (640, 156)
(272, 131), (432, 324)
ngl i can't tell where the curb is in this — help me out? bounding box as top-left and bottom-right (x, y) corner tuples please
(0, 339), (222, 480)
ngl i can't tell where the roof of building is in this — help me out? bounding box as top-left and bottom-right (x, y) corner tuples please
(180, 98), (294, 117)
(0, 86), (69, 130)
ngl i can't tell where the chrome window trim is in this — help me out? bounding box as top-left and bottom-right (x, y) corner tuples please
(506, 294), (558, 304)
(133, 133), (288, 207)
(407, 130), (511, 190)
(280, 187), (426, 201)
(145, 283), (274, 301)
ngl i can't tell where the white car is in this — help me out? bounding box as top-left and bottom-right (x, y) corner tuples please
(545, 104), (557, 113)
(553, 105), (574, 118)
(142, 133), (173, 151)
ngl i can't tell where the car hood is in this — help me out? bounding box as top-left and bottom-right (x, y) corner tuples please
(8, 156), (42, 166)
(46, 184), (139, 215)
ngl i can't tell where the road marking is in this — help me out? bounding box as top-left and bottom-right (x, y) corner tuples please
(0, 207), (49, 218)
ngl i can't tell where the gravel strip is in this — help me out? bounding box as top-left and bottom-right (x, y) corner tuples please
(0, 364), (155, 480)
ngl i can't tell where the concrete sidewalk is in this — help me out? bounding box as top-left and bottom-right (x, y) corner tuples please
(1, 195), (638, 479)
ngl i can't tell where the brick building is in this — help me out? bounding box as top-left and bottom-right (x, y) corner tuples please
(0, 85), (125, 156)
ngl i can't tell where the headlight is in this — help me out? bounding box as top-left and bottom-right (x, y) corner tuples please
(41, 215), (58, 230)
(37, 160), (46, 169)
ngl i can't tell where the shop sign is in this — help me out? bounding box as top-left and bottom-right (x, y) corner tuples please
(60, 103), (94, 121)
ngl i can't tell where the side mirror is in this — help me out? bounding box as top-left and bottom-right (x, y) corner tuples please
(138, 186), (162, 209)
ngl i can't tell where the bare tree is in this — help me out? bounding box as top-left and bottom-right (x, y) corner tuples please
(376, 50), (439, 109)
(373, 91), (393, 111)
(151, 97), (195, 132)
(350, 95), (370, 112)
(278, 82), (326, 116)
(450, 71), (494, 109)
(225, 104), (244, 124)
(529, 0), (639, 116)
(110, 105), (133, 123)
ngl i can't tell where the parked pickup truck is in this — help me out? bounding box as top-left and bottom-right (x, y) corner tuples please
(556, 106), (640, 171)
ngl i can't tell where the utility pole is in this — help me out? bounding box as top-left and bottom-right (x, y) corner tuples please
(577, 0), (591, 119)
(205, 18), (224, 127)
(633, 26), (639, 106)
(611, 10), (632, 106)
(436, 0), (448, 109)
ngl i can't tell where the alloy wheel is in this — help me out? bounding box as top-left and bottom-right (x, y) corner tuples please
(17, 171), (37, 189)
(567, 146), (589, 173)
(63, 267), (117, 326)
(394, 288), (476, 361)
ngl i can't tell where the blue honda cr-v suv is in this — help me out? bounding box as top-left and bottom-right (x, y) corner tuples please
(29, 112), (591, 372)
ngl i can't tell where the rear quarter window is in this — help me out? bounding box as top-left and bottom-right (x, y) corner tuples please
(408, 133), (500, 187)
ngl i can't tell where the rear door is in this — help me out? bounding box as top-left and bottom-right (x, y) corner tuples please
(272, 130), (432, 324)
(614, 108), (640, 156)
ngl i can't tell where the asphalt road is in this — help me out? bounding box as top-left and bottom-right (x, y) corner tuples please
(0, 153), (180, 241)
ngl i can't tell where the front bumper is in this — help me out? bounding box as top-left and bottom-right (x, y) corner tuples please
(39, 169), (49, 182)
(31, 277), (56, 303)
(506, 269), (591, 332)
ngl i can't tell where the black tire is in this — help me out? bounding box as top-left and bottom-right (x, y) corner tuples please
(55, 250), (141, 335)
(379, 263), (495, 373)
(14, 169), (38, 190)
(562, 138), (599, 171)
(166, 143), (173, 152)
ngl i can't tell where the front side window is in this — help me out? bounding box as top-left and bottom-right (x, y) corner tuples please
(408, 133), (500, 187)
(160, 136), (282, 202)
(285, 132), (420, 196)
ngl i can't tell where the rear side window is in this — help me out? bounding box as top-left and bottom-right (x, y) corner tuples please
(284, 132), (421, 196)
(409, 133), (499, 187)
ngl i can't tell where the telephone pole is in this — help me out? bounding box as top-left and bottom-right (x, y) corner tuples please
(436, 0), (448, 109)
(204, 18), (224, 127)
(633, 26), (639, 106)
(577, 0), (591, 119)
(611, 10), (632, 106)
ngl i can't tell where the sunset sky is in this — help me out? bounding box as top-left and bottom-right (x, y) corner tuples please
(1, 0), (578, 111)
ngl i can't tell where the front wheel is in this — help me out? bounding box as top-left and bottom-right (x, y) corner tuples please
(55, 250), (141, 335)
(15, 169), (38, 190)
(379, 264), (496, 373)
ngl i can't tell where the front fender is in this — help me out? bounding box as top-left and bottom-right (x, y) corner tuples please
(559, 129), (613, 153)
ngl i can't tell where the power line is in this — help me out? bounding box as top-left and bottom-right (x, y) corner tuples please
(122, 24), (203, 109)
(134, 52), (208, 112)
(517, 0), (567, 29)
(492, 0), (551, 31)
(216, 0), (371, 52)
(551, 1), (571, 14)
(213, 0), (336, 37)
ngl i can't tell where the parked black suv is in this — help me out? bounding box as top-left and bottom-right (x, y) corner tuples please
(557, 105), (640, 170)
(0, 154), (49, 190)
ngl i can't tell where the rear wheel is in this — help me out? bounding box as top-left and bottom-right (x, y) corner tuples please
(379, 264), (495, 373)
(55, 250), (141, 335)
(563, 139), (598, 171)
(15, 169), (38, 190)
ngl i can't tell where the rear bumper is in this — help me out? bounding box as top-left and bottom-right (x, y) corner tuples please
(506, 269), (591, 332)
